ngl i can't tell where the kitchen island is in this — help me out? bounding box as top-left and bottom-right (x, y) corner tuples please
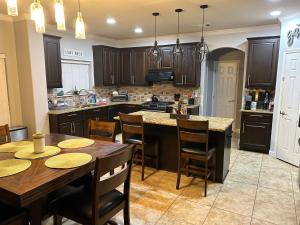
(115, 111), (234, 183)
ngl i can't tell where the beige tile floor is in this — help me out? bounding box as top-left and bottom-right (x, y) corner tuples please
(46, 137), (300, 225)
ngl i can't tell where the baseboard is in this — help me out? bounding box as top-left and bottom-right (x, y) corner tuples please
(268, 150), (276, 158)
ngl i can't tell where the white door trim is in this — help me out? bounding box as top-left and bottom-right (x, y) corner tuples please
(0, 54), (6, 59)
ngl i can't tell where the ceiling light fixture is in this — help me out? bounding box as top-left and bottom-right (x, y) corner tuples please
(173, 8), (183, 55)
(30, 0), (45, 33)
(106, 17), (116, 24)
(75, 0), (86, 39)
(6, 0), (18, 16)
(148, 12), (162, 62)
(54, 0), (66, 30)
(194, 4), (209, 63)
(270, 11), (281, 16)
(134, 27), (143, 33)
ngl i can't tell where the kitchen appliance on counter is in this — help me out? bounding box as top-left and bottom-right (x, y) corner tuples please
(9, 126), (28, 141)
(142, 101), (174, 112)
(244, 95), (252, 110)
(111, 90), (129, 102)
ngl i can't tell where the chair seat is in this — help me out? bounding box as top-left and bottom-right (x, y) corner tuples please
(0, 202), (26, 224)
(125, 135), (158, 145)
(58, 189), (124, 221)
(182, 144), (216, 159)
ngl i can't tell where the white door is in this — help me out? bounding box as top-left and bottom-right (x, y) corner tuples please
(277, 51), (300, 166)
(213, 61), (239, 120)
(0, 57), (11, 125)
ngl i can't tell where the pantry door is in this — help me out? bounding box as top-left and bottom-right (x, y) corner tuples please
(0, 55), (11, 125)
(277, 50), (300, 166)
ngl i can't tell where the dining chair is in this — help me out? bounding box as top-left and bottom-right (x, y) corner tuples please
(119, 113), (159, 181)
(88, 120), (116, 142)
(53, 144), (135, 225)
(0, 124), (11, 144)
(0, 202), (28, 225)
(176, 119), (216, 197)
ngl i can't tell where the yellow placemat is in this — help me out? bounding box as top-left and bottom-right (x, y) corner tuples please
(45, 153), (92, 169)
(0, 159), (31, 178)
(0, 141), (33, 153)
(57, 138), (95, 149)
(14, 146), (61, 159)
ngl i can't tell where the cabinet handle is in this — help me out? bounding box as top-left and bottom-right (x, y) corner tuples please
(246, 124), (266, 129)
(73, 122), (76, 134)
(242, 123), (245, 134)
(70, 123), (73, 134)
(93, 109), (101, 112)
(184, 75), (187, 85)
(133, 76), (135, 84)
(247, 75), (251, 86)
(181, 75), (184, 85)
(68, 114), (77, 117)
(249, 115), (263, 118)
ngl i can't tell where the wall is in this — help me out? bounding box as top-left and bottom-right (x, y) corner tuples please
(270, 14), (300, 157)
(0, 18), (23, 126)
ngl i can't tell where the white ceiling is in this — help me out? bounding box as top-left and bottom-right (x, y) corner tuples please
(1, 0), (300, 40)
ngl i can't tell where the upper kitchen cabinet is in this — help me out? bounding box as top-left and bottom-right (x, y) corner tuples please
(43, 35), (62, 88)
(93, 45), (120, 86)
(160, 46), (174, 70)
(246, 36), (280, 89)
(174, 44), (200, 87)
(131, 48), (148, 86)
(120, 48), (132, 85)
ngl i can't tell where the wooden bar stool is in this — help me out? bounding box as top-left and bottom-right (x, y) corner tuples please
(176, 119), (216, 197)
(88, 120), (116, 142)
(0, 124), (11, 144)
(119, 113), (159, 181)
(0, 203), (28, 225)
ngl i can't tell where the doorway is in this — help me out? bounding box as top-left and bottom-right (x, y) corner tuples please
(0, 54), (11, 126)
(277, 50), (300, 166)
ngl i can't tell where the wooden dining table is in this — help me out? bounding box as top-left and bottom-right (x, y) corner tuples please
(0, 133), (128, 225)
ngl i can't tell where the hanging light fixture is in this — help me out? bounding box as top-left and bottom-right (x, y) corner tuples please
(6, 0), (18, 16)
(194, 5), (209, 62)
(148, 12), (161, 61)
(75, 0), (86, 39)
(173, 9), (183, 55)
(55, 0), (66, 31)
(30, 0), (45, 33)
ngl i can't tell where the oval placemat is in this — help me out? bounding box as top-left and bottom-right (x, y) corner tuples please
(45, 153), (92, 169)
(57, 138), (95, 149)
(14, 146), (61, 159)
(0, 159), (31, 178)
(0, 141), (33, 153)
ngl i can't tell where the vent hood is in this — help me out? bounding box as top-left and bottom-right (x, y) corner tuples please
(145, 70), (174, 83)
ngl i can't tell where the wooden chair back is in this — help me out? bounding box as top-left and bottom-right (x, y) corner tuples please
(92, 145), (135, 224)
(119, 113), (144, 144)
(177, 119), (209, 153)
(0, 124), (10, 144)
(88, 120), (116, 142)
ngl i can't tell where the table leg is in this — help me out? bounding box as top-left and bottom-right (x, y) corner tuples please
(27, 200), (43, 225)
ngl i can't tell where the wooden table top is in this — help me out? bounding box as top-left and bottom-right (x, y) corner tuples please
(0, 133), (127, 207)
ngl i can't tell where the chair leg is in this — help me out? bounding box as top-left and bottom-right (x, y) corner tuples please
(155, 142), (159, 170)
(204, 160), (208, 197)
(53, 215), (63, 225)
(123, 200), (130, 225)
(141, 148), (145, 181)
(176, 155), (182, 190)
(204, 179), (207, 197)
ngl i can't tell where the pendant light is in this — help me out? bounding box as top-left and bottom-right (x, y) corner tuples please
(30, 0), (45, 33)
(75, 0), (86, 39)
(148, 12), (161, 61)
(55, 0), (66, 31)
(6, 0), (18, 16)
(173, 9), (183, 55)
(194, 5), (209, 62)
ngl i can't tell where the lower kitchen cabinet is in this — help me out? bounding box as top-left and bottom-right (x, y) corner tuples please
(240, 112), (273, 153)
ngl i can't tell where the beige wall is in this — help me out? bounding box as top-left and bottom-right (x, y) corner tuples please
(0, 20), (22, 126)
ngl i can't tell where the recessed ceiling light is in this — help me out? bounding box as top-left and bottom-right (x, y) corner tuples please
(106, 17), (116, 24)
(270, 11), (281, 16)
(134, 27), (143, 33)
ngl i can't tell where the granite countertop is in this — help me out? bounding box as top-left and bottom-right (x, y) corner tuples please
(240, 109), (273, 114)
(115, 111), (233, 132)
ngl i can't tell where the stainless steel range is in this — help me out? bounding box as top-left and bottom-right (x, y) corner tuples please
(141, 101), (174, 112)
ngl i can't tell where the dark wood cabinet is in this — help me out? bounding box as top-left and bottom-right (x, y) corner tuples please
(131, 48), (148, 86)
(120, 49), (132, 85)
(160, 46), (174, 70)
(43, 35), (62, 88)
(240, 112), (273, 153)
(246, 36), (280, 89)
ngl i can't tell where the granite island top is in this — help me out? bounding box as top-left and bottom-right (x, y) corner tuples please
(115, 111), (234, 132)
(48, 101), (200, 115)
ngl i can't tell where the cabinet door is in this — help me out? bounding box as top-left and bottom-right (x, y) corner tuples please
(43, 35), (62, 88)
(174, 53), (184, 86)
(182, 45), (199, 87)
(161, 46), (173, 70)
(132, 48), (148, 86)
(120, 49), (132, 85)
(103, 47), (113, 86)
(73, 120), (83, 137)
(246, 37), (279, 89)
(147, 48), (161, 70)
(111, 49), (120, 85)
(240, 121), (271, 153)
(58, 122), (73, 135)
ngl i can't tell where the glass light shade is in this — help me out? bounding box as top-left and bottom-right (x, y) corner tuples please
(55, 0), (66, 30)
(173, 38), (183, 55)
(148, 40), (162, 62)
(194, 37), (209, 62)
(75, 11), (86, 39)
(6, 0), (18, 16)
(30, 1), (45, 33)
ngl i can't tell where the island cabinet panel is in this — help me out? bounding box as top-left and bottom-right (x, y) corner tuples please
(246, 36), (280, 89)
(240, 112), (273, 153)
(43, 35), (62, 88)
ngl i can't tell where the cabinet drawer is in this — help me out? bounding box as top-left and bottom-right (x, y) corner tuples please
(241, 112), (272, 123)
(58, 112), (82, 123)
